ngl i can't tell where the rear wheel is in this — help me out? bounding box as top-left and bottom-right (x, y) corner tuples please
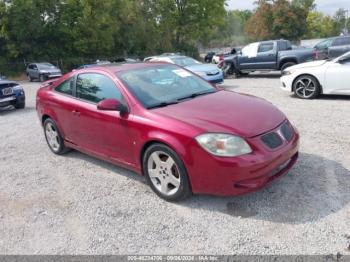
(293, 75), (320, 99)
(143, 143), (192, 201)
(43, 118), (70, 154)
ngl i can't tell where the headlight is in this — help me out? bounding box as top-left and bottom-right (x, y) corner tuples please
(12, 85), (23, 91)
(195, 71), (206, 76)
(281, 70), (292, 76)
(195, 133), (252, 157)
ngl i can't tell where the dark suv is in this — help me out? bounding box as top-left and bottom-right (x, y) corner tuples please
(0, 80), (25, 109)
(26, 63), (62, 82)
(314, 36), (350, 60)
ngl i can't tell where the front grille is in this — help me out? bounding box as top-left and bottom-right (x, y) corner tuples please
(280, 122), (293, 141)
(261, 132), (283, 149)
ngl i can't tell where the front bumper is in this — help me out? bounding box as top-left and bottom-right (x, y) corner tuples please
(203, 72), (224, 84)
(44, 73), (62, 79)
(280, 74), (294, 92)
(0, 90), (25, 107)
(185, 123), (300, 196)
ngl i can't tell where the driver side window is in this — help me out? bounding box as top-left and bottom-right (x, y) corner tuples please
(76, 73), (123, 103)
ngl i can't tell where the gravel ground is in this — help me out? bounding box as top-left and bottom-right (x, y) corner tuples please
(0, 74), (349, 255)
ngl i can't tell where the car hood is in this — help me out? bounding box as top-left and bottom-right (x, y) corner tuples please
(40, 68), (61, 73)
(185, 64), (220, 73)
(288, 60), (327, 71)
(153, 90), (285, 138)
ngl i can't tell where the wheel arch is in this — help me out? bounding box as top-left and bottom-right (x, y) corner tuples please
(279, 58), (298, 70)
(139, 139), (194, 194)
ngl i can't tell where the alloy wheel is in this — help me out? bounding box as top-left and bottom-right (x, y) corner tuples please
(45, 122), (60, 152)
(147, 151), (181, 196)
(295, 77), (317, 99)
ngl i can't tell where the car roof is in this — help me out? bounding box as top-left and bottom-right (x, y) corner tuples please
(76, 62), (173, 74)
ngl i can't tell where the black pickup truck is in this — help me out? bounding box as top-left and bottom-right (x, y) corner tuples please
(220, 39), (314, 77)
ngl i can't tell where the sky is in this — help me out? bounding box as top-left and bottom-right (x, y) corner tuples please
(226, 0), (350, 16)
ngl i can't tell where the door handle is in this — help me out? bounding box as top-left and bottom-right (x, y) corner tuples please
(72, 110), (80, 116)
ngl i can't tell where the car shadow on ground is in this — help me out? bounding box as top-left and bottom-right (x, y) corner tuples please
(64, 151), (349, 225)
(239, 72), (281, 79)
(0, 106), (35, 116)
(289, 94), (350, 101)
(181, 152), (350, 224)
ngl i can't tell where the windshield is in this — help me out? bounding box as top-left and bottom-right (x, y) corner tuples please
(170, 57), (201, 67)
(38, 63), (56, 69)
(117, 64), (216, 109)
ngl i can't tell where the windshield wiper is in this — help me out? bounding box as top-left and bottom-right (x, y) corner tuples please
(176, 90), (216, 102)
(147, 100), (179, 109)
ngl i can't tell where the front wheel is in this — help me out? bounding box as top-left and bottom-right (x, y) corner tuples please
(39, 74), (46, 82)
(143, 143), (192, 201)
(14, 102), (25, 109)
(43, 118), (70, 154)
(293, 75), (320, 99)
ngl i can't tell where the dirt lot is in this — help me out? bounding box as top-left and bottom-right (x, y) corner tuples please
(0, 74), (349, 255)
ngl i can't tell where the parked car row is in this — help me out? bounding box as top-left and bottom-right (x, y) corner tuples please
(204, 35), (350, 78)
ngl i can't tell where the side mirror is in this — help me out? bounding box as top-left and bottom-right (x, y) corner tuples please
(97, 98), (129, 115)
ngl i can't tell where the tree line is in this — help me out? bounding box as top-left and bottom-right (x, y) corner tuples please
(0, 0), (349, 74)
(213, 0), (349, 47)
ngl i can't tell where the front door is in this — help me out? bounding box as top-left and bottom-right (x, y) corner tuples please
(324, 56), (350, 95)
(71, 72), (135, 165)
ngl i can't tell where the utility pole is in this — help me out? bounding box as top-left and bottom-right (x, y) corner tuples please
(344, 9), (349, 35)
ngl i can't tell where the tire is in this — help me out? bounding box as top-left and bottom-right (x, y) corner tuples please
(281, 62), (296, 72)
(143, 143), (192, 201)
(14, 102), (25, 109)
(238, 71), (249, 76)
(43, 118), (70, 155)
(39, 74), (46, 82)
(27, 74), (32, 82)
(222, 62), (237, 78)
(293, 75), (320, 99)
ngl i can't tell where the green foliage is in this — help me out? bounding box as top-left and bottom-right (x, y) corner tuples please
(245, 0), (315, 41)
(0, 0), (225, 73)
(306, 12), (335, 38)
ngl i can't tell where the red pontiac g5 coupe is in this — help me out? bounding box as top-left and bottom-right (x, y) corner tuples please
(36, 63), (299, 201)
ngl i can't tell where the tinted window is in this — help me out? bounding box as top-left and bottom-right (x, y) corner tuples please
(333, 37), (350, 46)
(117, 64), (216, 109)
(258, 43), (274, 53)
(76, 73), (122, 103)
(314, 39), (333, 50)
(55, 78), (74, 96)
(279, 41), (287, 51)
